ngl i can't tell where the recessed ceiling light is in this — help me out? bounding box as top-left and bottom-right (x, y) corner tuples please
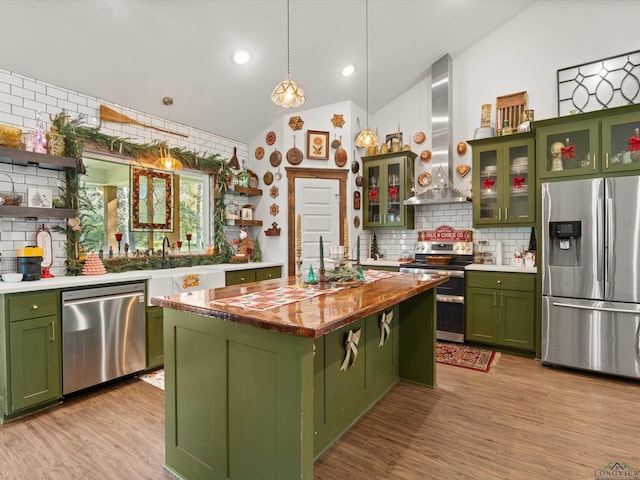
(233, 50), (251, 65)
(341, 64), (355, 77)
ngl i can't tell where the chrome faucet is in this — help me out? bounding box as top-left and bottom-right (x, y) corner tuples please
(162, 236), (171, 268)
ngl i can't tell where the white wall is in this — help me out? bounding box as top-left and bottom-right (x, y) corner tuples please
(248, 100), (367, 276)
(367, 0), (640, 264)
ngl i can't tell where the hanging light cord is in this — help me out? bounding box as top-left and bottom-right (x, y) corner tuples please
(287, 0), (291, 76)
(365, 0), (370, 125)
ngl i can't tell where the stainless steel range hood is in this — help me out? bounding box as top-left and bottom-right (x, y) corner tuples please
(405, 54), (468, 206)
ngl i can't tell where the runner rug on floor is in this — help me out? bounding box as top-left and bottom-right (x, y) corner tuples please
(436, 342), (499, 373)
(139, 369), (164, 390)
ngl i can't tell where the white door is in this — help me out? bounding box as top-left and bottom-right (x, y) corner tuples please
(294, 178), (340, 275)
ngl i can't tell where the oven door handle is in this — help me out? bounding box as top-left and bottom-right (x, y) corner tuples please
(437, 294), (464, 304)
(431, 270), (464, 278)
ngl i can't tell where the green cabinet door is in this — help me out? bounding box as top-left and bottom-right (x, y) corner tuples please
(363, 151), (415, 230)
(601, 110), (640, 174)
(470, 133), (535, 227)
(499, 289), (535, 350)
(365, 306), (399, 400)
(255, 266), (282, 281)
(466, 287), (499, 344)
(9, 315), (61, 412)
(537, 118), (600, 179)
(146, 306), (164, 369)
(225, 269), (256, 285)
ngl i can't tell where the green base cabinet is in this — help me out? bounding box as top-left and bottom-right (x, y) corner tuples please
(1, 291), (61, 421)
(314, 305), (399, 458)
(225, 265), (282, 286)
(162, 289), (435, 479)
(146, 306), (164, 370)
(466, 272), (535, 351)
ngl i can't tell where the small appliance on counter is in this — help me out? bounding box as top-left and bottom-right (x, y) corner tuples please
(16, 246), (43, 281)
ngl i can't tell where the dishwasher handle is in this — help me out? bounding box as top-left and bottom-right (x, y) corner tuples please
(63, 291), (144, 307)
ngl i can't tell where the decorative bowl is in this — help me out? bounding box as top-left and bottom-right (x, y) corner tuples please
(1, 191), (22, 205)
(2, 273), (23, 283)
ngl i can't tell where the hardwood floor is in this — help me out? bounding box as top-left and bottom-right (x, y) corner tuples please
(0, 355), (638, 479)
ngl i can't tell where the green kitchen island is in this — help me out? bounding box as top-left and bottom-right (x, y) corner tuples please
(151, 270), (446, 480)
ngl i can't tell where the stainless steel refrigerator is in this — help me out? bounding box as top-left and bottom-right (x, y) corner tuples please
(541, 176), (640, 379)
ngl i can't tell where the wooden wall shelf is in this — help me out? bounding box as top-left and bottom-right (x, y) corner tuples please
(0, 146), (76, 170)
(226, 219), (263, 227)
(0, 205), (77, 219)
(229, 185), (262, 196)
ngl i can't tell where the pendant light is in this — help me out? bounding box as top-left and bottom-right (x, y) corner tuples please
(355, 0), (379, 148)
(271, 0), (306, 108)
(155, 97), (183, 170)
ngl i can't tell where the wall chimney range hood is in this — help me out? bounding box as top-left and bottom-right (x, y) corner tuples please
(404, 54), (468, 206)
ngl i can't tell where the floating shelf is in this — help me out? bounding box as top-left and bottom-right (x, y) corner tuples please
(0, 146), (77, 170)
(228, 185), (262, 196)
(226, 219), (263, 227)
(0, 205), (77, 219)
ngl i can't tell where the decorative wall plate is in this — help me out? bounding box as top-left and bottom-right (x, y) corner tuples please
(331, 114), (345, 128)
(420, 149), (432, 162)
(269, 203), (279, 216)
(269, 185), (279, 198)
(457, 141), (468, 155)
(418, 172), (433, 187)
(456, 164), (471, 178)
(266, 131), (276, 145)
(255, 146), (264, 160)
(288, 116), (304, 131)
(354, 215), (360, 228)
(413, 131), (426, 144)
(263, 171), (274, 185)
(269, 149), (282, 167)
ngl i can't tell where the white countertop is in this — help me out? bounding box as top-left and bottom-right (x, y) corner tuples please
(465, 264), (537, 274)
(0, 262), (284, 294)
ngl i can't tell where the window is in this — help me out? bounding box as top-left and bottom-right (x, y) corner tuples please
(79, 155), (213, 256)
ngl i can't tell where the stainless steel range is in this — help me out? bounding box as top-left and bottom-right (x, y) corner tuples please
(399, 226), (473, 343)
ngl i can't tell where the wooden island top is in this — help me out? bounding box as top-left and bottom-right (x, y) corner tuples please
(151, 271), (447, 338)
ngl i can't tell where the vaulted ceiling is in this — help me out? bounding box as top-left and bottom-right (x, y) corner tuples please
(2, 0), (535, 143)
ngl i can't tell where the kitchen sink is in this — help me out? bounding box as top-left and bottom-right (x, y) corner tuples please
(146, 265), (226, 305)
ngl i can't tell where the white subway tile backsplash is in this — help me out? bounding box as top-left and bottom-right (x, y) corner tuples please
(10, 85), (35, 101)
(45, 86), (67, 101)
(35, 92), (57, 107)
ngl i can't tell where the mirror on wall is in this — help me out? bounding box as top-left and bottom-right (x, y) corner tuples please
(131, 166), (174, 232)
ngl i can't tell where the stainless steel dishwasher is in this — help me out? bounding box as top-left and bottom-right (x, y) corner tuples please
(61, 282), (146, 395)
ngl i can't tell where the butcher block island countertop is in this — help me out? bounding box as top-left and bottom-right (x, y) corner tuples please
(152, 271), (446, 480)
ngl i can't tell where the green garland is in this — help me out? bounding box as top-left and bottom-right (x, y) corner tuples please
(50, 110), (234, 273)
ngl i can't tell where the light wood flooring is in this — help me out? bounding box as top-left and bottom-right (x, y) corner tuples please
(0, 354), (638, 479)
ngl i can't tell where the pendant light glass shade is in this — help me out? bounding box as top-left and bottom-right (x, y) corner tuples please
(155, 147), (183, 171)
(271, 0), (305, 108)
(356, 0), (378, 147)
(271, 74), (306, 107)
(355, 127), (379, 148)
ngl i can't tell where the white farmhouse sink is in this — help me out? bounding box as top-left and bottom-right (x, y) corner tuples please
(147, 265), (226, 306)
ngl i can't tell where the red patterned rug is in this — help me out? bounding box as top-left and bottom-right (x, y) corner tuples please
(436, 342), (498, 373)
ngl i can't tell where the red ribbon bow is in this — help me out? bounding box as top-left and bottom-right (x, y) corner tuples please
(629, 136), (640, 152)
(369, 190), (378, 201)
(388, 186), (399, 199)
(483, 178), (495, 190)
(513, 177), (526, 188)
(561, 144), (575, 160)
